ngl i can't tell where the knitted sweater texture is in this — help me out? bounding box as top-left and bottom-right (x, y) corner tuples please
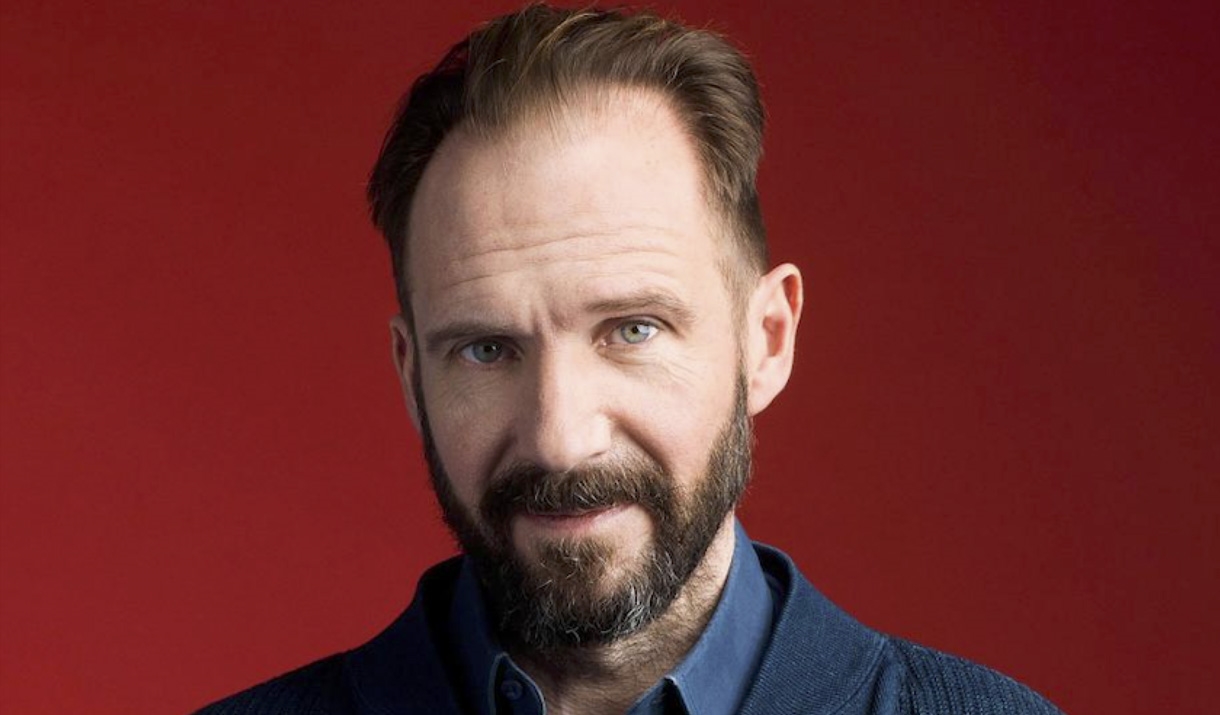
(196, 545), (1062, 715)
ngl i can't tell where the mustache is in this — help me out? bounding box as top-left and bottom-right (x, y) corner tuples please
(481, 458), (673, 527)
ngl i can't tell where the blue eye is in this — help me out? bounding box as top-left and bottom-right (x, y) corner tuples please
(617, 322), (658, 345)
(459, 341), (507, 364)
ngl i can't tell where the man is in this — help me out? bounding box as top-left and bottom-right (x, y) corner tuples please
(199, 6), (1062, 714)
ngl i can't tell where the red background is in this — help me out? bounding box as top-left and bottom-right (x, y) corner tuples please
(2, 1), (1216, 712)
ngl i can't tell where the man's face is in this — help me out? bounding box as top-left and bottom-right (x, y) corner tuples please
(398, 93), (753, 649)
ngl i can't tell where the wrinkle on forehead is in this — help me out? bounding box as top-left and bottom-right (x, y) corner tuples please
(446, 217), (685, 260)
(408, 86), (725, 319)
(437, 227), (691, 291)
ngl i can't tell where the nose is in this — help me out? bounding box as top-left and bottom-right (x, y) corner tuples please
(515, 349), (613, 473)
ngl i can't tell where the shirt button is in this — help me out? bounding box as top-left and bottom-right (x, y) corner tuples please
(500, 679), (524, 701)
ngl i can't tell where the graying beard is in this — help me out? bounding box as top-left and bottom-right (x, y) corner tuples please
(497, 536), (684, 650)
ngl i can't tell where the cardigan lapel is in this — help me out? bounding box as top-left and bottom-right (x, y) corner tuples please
(739, 544), (887, 715)
(345, 558), (467, 715)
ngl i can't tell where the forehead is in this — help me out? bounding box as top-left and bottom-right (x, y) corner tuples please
(405, 91), (726, 314)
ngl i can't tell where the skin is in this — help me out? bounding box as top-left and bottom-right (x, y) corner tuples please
(390, 89), (803, 714)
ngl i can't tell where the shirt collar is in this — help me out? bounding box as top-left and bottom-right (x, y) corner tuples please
(448, 519), (775, 715)
(661, 519), (774, 715)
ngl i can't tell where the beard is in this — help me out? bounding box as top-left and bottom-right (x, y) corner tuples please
(417, 373), (753, 654)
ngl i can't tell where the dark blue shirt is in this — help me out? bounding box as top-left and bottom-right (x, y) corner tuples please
(448, 520), (777, 715)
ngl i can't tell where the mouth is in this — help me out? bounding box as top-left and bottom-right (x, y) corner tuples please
(517, 504), (629, 533)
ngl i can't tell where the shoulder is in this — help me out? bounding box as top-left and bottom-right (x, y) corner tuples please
(884, 637), (1064, 715)
(192, 653), (357, 715)
(750, 540), (1062, 715)
(191, 557), (467, 715)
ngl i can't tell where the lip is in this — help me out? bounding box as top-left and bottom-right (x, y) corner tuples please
(517, 504), (628, 534)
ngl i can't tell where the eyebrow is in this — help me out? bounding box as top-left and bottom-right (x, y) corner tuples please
(583, 289), (698, 328)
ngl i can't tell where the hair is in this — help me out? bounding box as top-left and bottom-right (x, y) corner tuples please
(367, 3), (768, 314)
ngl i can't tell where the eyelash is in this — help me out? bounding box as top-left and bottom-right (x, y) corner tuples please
(456, 339), (517, 366)
(605, 319), (661, 347)
(453, 319), (662, 366)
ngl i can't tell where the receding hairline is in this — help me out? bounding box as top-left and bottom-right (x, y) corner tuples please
(401, 84), (761, 309)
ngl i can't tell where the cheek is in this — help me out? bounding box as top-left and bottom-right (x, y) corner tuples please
(421, 374), (512, 511)
(650, 404), (731, 488)
(619, 355), (739, 488)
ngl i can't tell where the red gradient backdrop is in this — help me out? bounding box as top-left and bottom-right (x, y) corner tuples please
(2, 1), (1216, 712)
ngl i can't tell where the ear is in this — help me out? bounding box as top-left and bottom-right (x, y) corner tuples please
(743, 263), (804, 416)
(389, 314), (422, 432)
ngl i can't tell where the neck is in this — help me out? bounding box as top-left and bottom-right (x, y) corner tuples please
(510, 516), (738, 715)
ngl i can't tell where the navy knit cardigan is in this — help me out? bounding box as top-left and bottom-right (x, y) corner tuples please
(197, 544), (1063, 715)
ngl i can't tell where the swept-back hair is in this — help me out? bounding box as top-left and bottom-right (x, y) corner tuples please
(368, 4), (768, 312)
